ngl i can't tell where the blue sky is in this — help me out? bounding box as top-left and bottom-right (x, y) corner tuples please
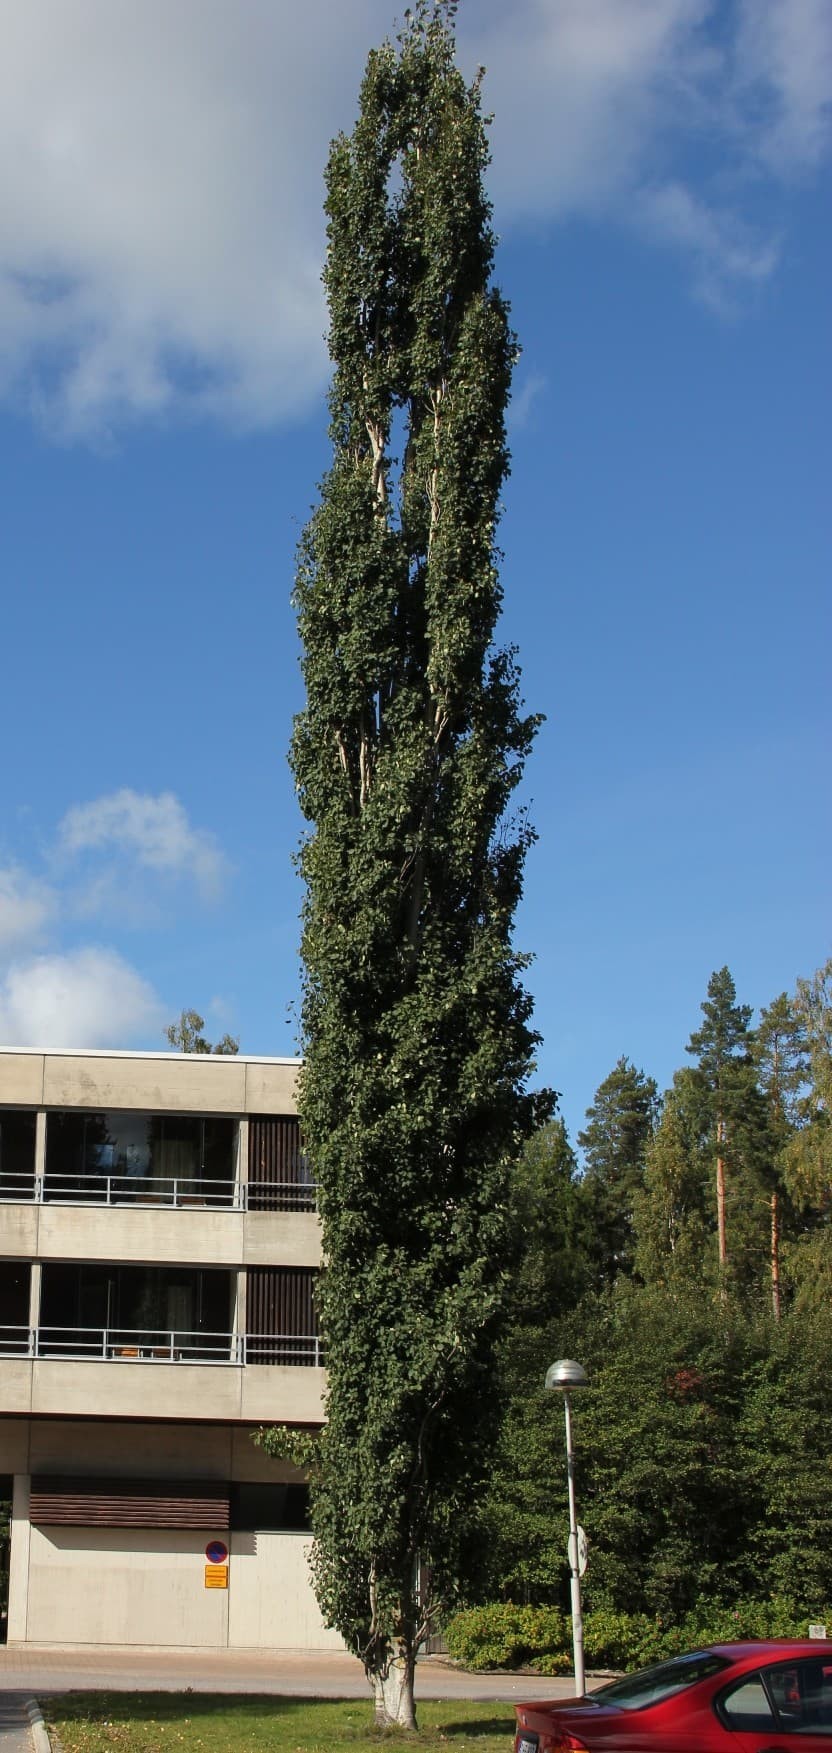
(0, 0), (829, 1148)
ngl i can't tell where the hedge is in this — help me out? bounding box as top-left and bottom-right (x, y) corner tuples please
(443, 1598), (830, 1672)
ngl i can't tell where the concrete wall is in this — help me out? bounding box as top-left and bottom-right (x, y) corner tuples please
(0, 1049), (300, 1116)
(21, 1525), (342, 1649)
(26, 1524), (232, 1646)
(2, 1205), (321, 1270)
(0, 1359), (326, 1423)
(228, 1531), (343, 1650)
(4, 1418), (341, 1650)
(2, 1417), (308, 1483)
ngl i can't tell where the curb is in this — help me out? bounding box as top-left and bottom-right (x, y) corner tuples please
(24, 1698), (52, 1753)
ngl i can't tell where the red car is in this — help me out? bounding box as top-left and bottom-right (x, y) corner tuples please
(514, 1640), (832, 1751)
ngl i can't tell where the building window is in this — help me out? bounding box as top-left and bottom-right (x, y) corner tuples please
(38, 1263), (236, 1359)
(230, 1483), (310, 1531)
(0, 1262), (30, 1353)
(44, 1112), (237, 1205)
(0, 1109), (36, 1197)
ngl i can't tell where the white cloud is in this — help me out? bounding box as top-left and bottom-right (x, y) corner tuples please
(0, 0), (829, 433)
(58, 789), (228, 903)
(734, 0), (832, 172)
(0, 866), (55, 950)
(0, 946), (164, 1047)
(635, 181), (781, 310)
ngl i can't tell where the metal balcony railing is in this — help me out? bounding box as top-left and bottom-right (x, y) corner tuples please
(0, 1173), (317, 1211)
(0, 1323), (324, 1367)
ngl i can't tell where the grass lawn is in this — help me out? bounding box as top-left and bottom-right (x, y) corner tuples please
(43, 1693), (517, 1753)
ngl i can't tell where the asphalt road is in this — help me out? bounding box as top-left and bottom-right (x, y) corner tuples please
(0, 1642), (590, 1700)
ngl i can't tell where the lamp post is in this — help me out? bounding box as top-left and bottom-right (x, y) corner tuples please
(545, 1358), (588, 1696)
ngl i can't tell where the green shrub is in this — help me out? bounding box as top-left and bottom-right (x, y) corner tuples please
(445, 1597), (832, 1674)
(663, 1597), (832, 1655)
(444, 1604), (568, 1671)
(583, 1608), (660, 1670)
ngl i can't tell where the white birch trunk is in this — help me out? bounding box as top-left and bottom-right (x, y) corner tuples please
(368, 1639), (417, 1728)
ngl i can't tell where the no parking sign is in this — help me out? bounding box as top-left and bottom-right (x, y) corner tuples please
(205, 1538), (229, 1587)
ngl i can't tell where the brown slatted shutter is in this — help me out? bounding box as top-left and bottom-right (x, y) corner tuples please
(29, 1477), (230, 1528)
(247, 1117), (313, 1210)
(245, 1268), (319, 1364)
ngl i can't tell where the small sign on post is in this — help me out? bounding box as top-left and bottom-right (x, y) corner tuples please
(205, 1563), (228, 1589)
(809, 1624), (827, 1640)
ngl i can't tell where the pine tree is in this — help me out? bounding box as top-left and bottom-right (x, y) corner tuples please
(754, 993), (808, 1317)
(286, 3), (546, 1725)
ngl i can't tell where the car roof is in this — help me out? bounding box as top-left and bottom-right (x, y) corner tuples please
(710, 1641), (832, 1660)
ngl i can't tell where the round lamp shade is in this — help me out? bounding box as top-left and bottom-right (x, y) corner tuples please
(545, 1359), (588, 1391)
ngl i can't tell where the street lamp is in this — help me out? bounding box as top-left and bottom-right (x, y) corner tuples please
(545, 1358), (589, 1696)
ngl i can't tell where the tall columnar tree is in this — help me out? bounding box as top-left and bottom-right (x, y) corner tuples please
(287, 3), (546, 1726)
(686, 967), (755, 1272)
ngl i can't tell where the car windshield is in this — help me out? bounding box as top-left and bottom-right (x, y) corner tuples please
(593, 1652), (731, 1711)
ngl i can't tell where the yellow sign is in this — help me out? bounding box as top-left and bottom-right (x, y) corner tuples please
(204, 1563), (228, 1589)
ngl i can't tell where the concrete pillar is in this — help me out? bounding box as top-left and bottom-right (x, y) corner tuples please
(7, 1472), (31, 1644)
(237, 1118), (249, 1205)
(27, 1263), (41, 1334)
(34, 1109), (46, 1197)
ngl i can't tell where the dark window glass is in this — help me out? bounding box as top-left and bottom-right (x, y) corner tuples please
(38, 1264), (235, 1357)
(0, 1110), (37, 1195)
(594, 1652), (730, 1711)
(45, 1112), (236, 1203)
(0, 1262), (30, 1348)
(765, 1658), (832, 1734)
(230, 1483), (310, 1531)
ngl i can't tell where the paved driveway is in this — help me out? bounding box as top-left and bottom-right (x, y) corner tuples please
(0, 1643), (589, 1701)
(0, 1691), (34, 1752)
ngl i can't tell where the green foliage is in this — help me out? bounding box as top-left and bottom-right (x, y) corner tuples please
(284, 0), (547, 1714)
(445, 1603), (569, 1672)
(444, 1596), (829, 1674)
(632, 1068), (713, 1287)
(164, 1009), (239, 1055)
(577, 1058), (659, 1280)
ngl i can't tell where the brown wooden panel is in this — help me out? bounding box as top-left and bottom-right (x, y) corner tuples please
(245, 1268), (319, 1364)
(248, 1117), (313, 1209)
(29, 1476), (230, 1528)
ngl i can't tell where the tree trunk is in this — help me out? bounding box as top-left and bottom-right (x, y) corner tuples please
(771, 1188), (781, 1321)
(716, 1116), (727, 1266)
(367, 1636), (417, 1728)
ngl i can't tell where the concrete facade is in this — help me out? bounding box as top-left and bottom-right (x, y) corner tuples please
(0, 1048), (339, 1651)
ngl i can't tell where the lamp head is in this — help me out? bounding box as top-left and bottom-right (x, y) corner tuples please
(545, 1359), (588, 1391)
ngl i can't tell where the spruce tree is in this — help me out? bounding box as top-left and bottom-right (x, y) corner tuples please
(577, 1056), (659, 1278)
(286, 3), (545, 1724)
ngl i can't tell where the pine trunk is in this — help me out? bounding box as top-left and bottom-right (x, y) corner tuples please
(368, 1638), (417, 1729)
(716, 1116), (727, 1266)
(771, 1188), (781, 1321)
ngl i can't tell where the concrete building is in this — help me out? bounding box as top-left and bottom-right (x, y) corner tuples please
(0, 1047), (341, 1650)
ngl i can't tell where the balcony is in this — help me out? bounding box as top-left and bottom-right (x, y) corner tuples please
(0, 1323), (325, 1424)
(0, 1324), (323, 1366)
(0, 1171), (317, 1212)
